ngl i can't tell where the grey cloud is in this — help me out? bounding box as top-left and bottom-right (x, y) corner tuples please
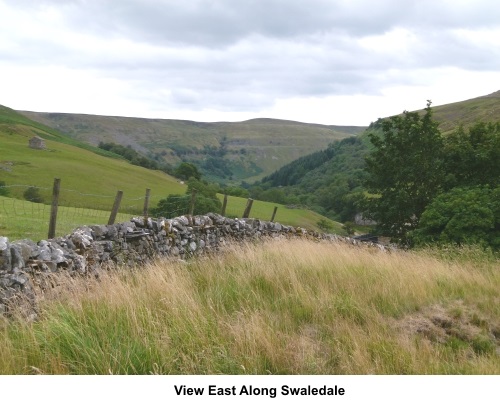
(9, 0), (499, 47)
(410, 30), (500, 71)
(0, 0), (439, 46)
(2, 0), (500, 115)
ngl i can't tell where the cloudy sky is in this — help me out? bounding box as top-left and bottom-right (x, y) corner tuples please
(1, 0), (499, 125)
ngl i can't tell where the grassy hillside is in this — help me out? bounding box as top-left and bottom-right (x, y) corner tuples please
(421, 90), (500, 133)
(0, 106), (186, 207)
(0, 105), (124, 160)
(18, 111), (366, 183)
(1, 239), (498, 374)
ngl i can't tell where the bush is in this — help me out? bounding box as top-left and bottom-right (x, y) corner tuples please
(151, 178), (222, 218)
(151, 194), (190, 218)
(174, 162), (201, 181)
(411, 187), (500, 250)
(317, 219), (333, 232)
(23, 186), (44, 203)
(342, 221), (356, 236)
(0, 181), (9, 197)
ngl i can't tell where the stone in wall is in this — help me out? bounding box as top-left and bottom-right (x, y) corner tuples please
(0, 213), (385, 320)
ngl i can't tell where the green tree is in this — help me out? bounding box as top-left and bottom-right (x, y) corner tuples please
(151, 194), (190, 218)
(186, 178), (220, 199)
(202, 156), (233, 179)
(186, 178), (222, 214)
(152, 178), (222, 218)
(151, 193), (222, 218)
(364, 102), (444, 242)
(260, 188), (287, 204)
(174, 162), (201, 181)
(412, 187), (500, 250)
(443, 122), (500, 189)
(224, 186), (249, 198)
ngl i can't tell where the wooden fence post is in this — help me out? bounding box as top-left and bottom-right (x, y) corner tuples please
(271, 206), (278, 222)
(108, 190), (123, 225)
(189, 189), (197, 216)
(242, 198), (253, 218)
(48, 178), (61, 239)
(143, 188), (151, 225)
(221, 194), (228, 216)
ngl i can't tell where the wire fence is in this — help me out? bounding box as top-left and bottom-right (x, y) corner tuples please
(0, 180), (279, 242)
(0, 184), (141, 241)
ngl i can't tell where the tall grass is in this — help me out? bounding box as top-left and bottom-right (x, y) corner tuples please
(1, 239), (498, 374)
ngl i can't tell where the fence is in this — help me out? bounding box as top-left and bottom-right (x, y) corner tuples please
(0, 178), (280, 242)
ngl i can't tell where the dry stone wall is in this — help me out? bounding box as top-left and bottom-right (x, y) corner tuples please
(0, 213), (375, 319)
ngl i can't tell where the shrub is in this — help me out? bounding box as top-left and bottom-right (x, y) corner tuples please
(23, 186), (44, 203)
(317, 219), (333, 232)
(412, 186), (500, 250)
(0, 181), (9, 197)
(151, 194), (222, 218)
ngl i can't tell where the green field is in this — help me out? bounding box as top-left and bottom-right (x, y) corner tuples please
(0, 196), (132, 241)
(222, 195), (343, 233)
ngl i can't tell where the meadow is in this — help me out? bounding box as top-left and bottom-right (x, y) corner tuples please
(1, 239), (498, 374)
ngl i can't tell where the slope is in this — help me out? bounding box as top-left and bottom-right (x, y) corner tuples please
(420, 90), (500, 133)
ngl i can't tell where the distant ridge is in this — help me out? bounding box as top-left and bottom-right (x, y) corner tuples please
(19, 110), (366, 184)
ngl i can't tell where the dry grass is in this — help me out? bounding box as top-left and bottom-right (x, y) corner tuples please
(1, 239), (498, 374)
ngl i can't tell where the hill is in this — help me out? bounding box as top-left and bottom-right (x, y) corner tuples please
(18, 110), (366, 184)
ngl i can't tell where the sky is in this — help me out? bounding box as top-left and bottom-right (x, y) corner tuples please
(1, 0), (499, 126)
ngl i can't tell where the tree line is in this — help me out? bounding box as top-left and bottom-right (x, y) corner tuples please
(98, 142), (173, 174)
